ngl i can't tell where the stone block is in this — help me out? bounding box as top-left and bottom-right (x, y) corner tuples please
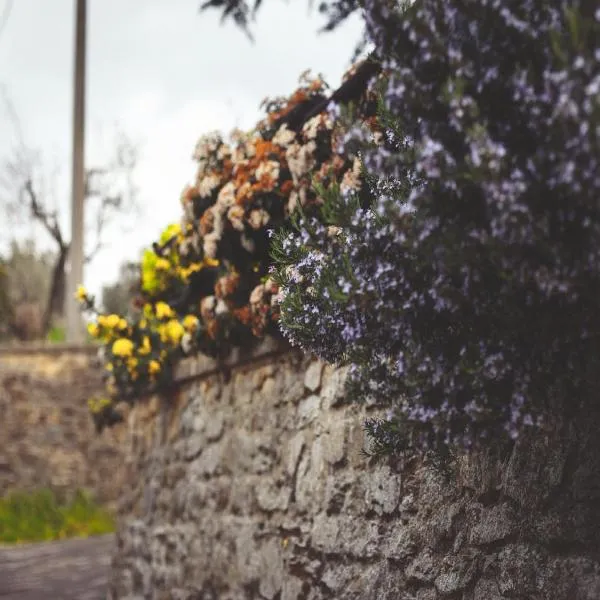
(364, 464), (400, 515)
(406, 550), (440, 584)
(304, 361), (324, 392)
(297, 394), (321, 428)
(469, 503), (515, 545)
(322, 419), (346, 465)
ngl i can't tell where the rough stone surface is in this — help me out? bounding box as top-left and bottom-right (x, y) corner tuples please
(0, 345), (128, 508)
(108, 348), (600, 599)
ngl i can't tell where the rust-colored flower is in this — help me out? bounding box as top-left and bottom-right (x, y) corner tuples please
(199, 209), (215, 236)
(233, 306), (252, 325)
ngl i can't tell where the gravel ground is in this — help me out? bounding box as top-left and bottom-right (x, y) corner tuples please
(0, 534), (114, 600)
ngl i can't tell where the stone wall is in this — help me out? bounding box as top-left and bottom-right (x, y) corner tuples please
(0, 344), (129, 509)
(108, 340), (600, 599)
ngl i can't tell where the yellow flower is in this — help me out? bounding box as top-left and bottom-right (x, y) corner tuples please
(148, 360), (161, 375)
(75, 285), (87, 302)
(138, 336), (151, 355)
(87, 322), (99, 338)
(155, 258), (171, 271)
(155, 301), (174, 320)
(127, 357), (139, 372)
(105, 362), (114, 372)
(204, 257), (220, 268)
(159, 223), (181, 243)
(118, 318), (128, 330)
(166, 319), (185, 344)
(183, 314), (199, 332)
(87, 396), (111, 414)
(99, 314), (121, 329)
(139, 318), (148, 329)
(157, 323), (168, 343)
(112, 338), (134, 357)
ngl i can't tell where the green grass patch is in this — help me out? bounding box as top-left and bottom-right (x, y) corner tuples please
(46, 326), (66, 343)
(0, 489), (115, 544)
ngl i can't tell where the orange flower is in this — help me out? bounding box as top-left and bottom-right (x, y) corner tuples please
(182, 185), (196, 203)
(233, 306), (252, 325)
(280, 179), (294, 195)
(234, 169), (250, 187)
(206, 320), (218, 340)
(236, 182), (253, 205)
(222, 158), (234, 175)
(199, 210), (215, 235)
(254, 140), (276, 160)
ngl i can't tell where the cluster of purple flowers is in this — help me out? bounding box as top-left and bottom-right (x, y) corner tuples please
(273, 0), (600, 453)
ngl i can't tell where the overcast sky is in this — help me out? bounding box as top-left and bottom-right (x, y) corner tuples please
(0, 0), (363, 299)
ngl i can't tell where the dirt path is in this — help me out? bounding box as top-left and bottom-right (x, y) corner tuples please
(0, 534), (114, 600)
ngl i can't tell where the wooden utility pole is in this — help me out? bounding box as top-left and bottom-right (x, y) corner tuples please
(66, 0), (86, 342)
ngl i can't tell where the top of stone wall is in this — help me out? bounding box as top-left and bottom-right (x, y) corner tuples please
(0, 342), (100, 357)
(174, 336), (293, 386)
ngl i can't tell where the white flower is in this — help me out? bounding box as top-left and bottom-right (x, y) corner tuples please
(198, 174), (220, 198)
(203, 233), (219, 259)
(272, 124), (296, 147)
(201, 295), (217, 314)
(245, 141), (256, 158)
(227, 205), (245, 231)
(248, 209), (270, 230)
(327, 226), (342, 238)
(215, 299), (229, 316)
(217, 181), (236, 210)
(340, 157), (362, 194)
(182, 200), (195, 223)
(232, 148), (248, 165)
(264, 277), (277, 292)
(193, 132), (221, 161)
(181, 332), (194, 354)
(255, 160), (280, 182)
(250, 284), (265, 305)
(286, 141), (317, 183)
(302, 115), (331, 140)
(217, 143), (232, 160)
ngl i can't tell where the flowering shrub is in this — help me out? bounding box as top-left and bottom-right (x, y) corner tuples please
(80, 65), (381, 430)
(272, 0), (600, 454)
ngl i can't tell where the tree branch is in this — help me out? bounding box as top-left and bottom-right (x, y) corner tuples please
(22, 178), (66, 249)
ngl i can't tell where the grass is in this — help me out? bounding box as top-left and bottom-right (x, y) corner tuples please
(0, 489), (115, 544)
(46, 326), (66, 343)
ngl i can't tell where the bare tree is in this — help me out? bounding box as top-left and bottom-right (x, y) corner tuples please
(0, 88), (140, 337)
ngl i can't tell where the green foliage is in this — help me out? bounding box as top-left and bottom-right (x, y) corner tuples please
(0, 489), (115, 544)
(46, 325), (66, 343)
(2, 240), (54, 307)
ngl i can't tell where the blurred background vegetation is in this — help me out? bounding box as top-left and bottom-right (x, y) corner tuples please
(0, 488), (115, 544)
